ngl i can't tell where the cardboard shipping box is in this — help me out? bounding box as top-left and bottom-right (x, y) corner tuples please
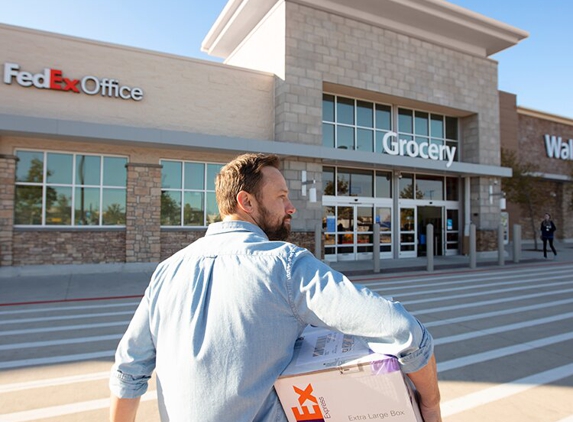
(275, 326), (423, 422)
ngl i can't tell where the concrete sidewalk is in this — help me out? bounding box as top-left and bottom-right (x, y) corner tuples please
(0, 243), (570, 306)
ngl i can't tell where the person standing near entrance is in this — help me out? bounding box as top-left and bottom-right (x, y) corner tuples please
(109, 153), (442, 422)
(540, 213), (557, 259)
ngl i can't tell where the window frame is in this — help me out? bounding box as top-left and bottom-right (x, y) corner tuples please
(14, 149), (128, 227)
(160, 159), (224, 227)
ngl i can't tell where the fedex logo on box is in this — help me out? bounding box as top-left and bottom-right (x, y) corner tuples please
(291, 384), (326, 422)
(3, 62), (143, 101)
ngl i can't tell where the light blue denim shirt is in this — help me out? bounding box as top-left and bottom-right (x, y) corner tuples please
(110, 221), (433, 421)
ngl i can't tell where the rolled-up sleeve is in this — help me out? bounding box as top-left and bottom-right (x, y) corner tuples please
(287, 249), (434, 374)
(109, 291), (156, 398)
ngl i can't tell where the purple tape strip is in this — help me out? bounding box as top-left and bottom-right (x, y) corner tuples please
(370, 356), (400, 375)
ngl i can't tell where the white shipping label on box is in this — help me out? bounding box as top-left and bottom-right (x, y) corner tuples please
(275, 326), (423, 422)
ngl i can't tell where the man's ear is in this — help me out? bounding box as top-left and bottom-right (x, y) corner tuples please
(236, 191), (255, 214)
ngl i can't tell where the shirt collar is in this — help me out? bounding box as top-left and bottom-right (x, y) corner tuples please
(205, 220), (268, 239)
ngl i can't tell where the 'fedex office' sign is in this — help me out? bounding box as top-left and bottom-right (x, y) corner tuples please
(3, 62), (143, 101)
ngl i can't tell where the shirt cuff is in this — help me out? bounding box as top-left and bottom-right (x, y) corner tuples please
(109, 370), (150, 399)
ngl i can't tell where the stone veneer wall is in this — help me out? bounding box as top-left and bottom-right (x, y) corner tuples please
(273, 3), (503, 246)
(476, 229), (498, 253)
(289, 231), (317, 256)
(0, 154), (16, 266)
(278, 3), (500, 157)
(12, 230), (125, 265)
(125, 163), (162, 263)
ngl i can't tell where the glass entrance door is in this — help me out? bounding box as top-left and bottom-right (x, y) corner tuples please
(417, 206), (444, 256)
(323, 203), (380, 261)
(399, 207), (416, 258)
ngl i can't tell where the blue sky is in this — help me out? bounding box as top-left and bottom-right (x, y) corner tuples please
(1, 0), (571, 118)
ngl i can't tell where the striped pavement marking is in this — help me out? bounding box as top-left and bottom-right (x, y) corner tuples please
(424, 297), (573, 327)
(409, 288), (573, 315)
(0, 372), (110, 393)
(441, 363), (573, 417)
(0, 391), (157, 422)
(0, 351), (114, 370)
(1, 320), (128, 336)
(0, 334), (122, 351)
(0, 265), (571, 420)
(360, 266), (573, 289)
(434, 311), (573, 345)
(0, 301), (138, 316)
(0, 310), (137, 325)
(438, 332), (573, 372)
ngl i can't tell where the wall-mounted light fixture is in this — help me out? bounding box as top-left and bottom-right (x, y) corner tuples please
(301, 170), (317, 203)
(489, 184), (506, 208)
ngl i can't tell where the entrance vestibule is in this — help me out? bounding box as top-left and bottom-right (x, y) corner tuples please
(417, 206), (443, 256)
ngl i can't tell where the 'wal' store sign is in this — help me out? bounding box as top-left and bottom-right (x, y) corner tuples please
(544, 134), (573, 160)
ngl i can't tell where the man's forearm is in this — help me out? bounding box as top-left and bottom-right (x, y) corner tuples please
(406, 354), (442, 422)
(110, 395), (141, 422)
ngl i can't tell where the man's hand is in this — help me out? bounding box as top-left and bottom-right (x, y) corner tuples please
(418, 401), (442, 422)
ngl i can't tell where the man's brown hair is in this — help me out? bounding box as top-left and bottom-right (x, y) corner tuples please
(215, 153), (280, 216)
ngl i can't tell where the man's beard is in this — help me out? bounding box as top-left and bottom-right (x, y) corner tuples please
(257, 205), (291, 241)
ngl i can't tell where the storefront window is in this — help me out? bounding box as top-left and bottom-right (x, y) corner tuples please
(398, 173), (414, 199)
(336, 168), (373, 197)
(398, 108), (413, 133)
(416, 175), (444, 200)
(161, 160), (223, 227)
(357, 100), (373, 127)
(323, 94), (335, 122)
(322, 94), (393, 152)
(14, 150), (127, 226)
(375, 171), (392, 198)
(337, 97), (355, 125)
(322, 94), (459, 166)
(323, 166), (335, 196)
(446, 177), (459, 201)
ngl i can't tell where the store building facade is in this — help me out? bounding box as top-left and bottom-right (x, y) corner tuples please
(1, 0), (530, 267)
(500, 92), (573, 244)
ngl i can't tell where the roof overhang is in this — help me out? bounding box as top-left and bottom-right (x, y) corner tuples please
(0, 113), (511, 178)
(202, 0), (528, 59)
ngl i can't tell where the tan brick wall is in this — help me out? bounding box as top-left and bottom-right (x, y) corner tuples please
(518, 114), (573, 176)
(12, 230), (125, 265)
(0, 154), (16, 266)
(126, 163), (162, 263)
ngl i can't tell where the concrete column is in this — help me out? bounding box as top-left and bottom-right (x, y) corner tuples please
(125, 163), (162, 263)
(426, 223), (434, 272)
(373, 223), (380, 273)
(314, 222), (322, 259)
(513, 224), (522, 263)
(469, 223), (477, 269)
(0, 154), (17, 267)
(498, 223), (505, 266)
